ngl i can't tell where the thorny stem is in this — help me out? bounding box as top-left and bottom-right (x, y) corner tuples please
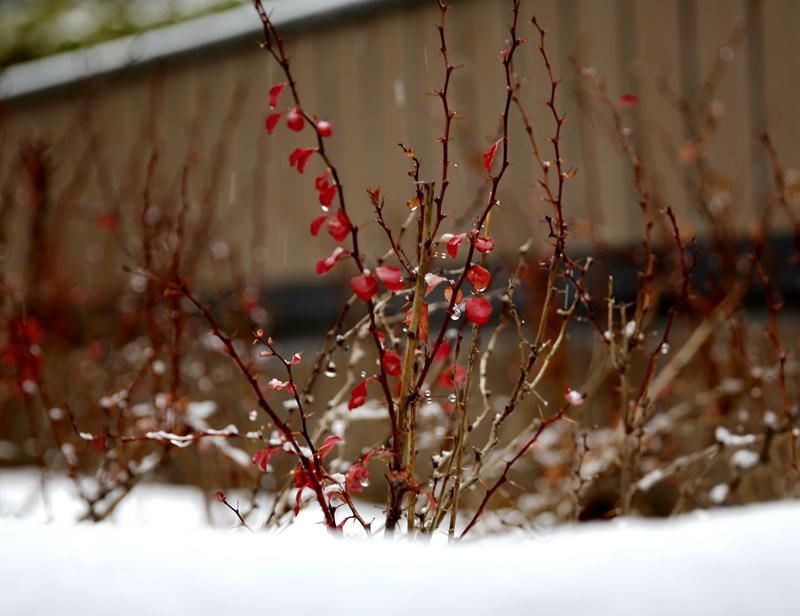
(252, 0), (401, 494)
(171, 278), (338, 531)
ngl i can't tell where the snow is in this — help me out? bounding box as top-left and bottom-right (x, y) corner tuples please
(0, 468), (798, 615)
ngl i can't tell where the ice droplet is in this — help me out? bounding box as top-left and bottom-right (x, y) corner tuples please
(359, 476), (370, 488)
(660, 342), (670, 355)
(450, 306), (462, 321)
(360, 370), (367, 378)
(249, 410), (258, 421)
(324, 361), (337, 378)
(448, 393), (457, 403)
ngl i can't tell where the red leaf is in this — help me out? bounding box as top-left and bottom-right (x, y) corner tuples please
(286, 107), (305, 132)
(467, 264), (491, 291)
(418, 303), (429, 342)
(267, 377), (296, 394)
(348, 380), (368, 410)
(437, 363), (467, 388)
(315, 169), (332, 191)
(465, 297), (492, 325)
(474, 236), (495, 253)
(404, 303), (429, 342)
(269, 82), (286, 109)
(310, 214), (328, 236)
(215, 490), (226, 503)
(292, 465), (314, 515)
(618, 93), (639, 107)
(327, 209), (351, 242)
(433, 339), (451, 362)
(288, 352), (302, 365)
(265, 112), (282, 134)
(351, 273), (378, 301)
(289, 147), (316, 173)
(483, 139), (501, 174)
(424, 273), (448, 296)
(316, 246), (348, 275)
(318, 434), (344, 458)
(317, 120), (333, 137)
(381, 349), (402, 376)
(319, 184), (338, 207)
(375, 265), (404, 291)
(445, 233), (467, 258)
(252, 446), (280, 472)
(345, 461), (370, 493)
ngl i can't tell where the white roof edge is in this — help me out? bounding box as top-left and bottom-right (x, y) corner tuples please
(0, 0), (395, 101)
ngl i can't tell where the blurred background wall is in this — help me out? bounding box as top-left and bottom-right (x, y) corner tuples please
(0, 0), (797, 315)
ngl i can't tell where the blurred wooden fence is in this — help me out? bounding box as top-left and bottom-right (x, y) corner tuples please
(1, 0), (797, 294)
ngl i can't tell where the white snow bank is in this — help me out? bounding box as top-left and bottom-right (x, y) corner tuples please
(1, 495), (798, 615)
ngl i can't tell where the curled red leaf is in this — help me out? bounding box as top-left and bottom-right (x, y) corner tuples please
(348, 380), (368, 410)
(327, 209), (351, 242)
(433, 339), (451, 362)
(289, 147), (316, 173)
(465, 297), (493, 325)
(474, 236), (495, 253)
(483, 139), (501, 174)
(375, 265), (404, 291)
(444, 233), (467, 259)
(467, 264), (491, 291)
(318, 434), (344, 458)
(424, 273), (448, 296)
(318, 184), (338, 207)
(267, 377), (296, 394)
(252, 446), (280, 472)
(317, 247), (348, 276)
(351, 273), (378, 301)
(310, 214), (328, 236)
(269, 82), (287, 109)
(437, 363), (467, 388)
(345, 461), (370, 493)
(265, 112), (282, 134)
(315, 169), (332, 191)
(381, 349), (402, 376)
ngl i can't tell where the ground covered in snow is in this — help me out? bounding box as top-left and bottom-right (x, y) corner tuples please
(0, 468), (797, 615)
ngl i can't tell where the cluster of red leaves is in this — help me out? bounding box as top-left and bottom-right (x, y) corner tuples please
(350, 265), (405, 301)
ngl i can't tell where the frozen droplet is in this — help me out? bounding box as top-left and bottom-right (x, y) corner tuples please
(360, 370), (367, 378)
(659, 342), (670, 355)
(450, 306), (461, 321)
(448, 393), (457, 403)
(249, 410), (258, 421)
(324, 361), (337, 378)
(359, 476), (370, 488)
